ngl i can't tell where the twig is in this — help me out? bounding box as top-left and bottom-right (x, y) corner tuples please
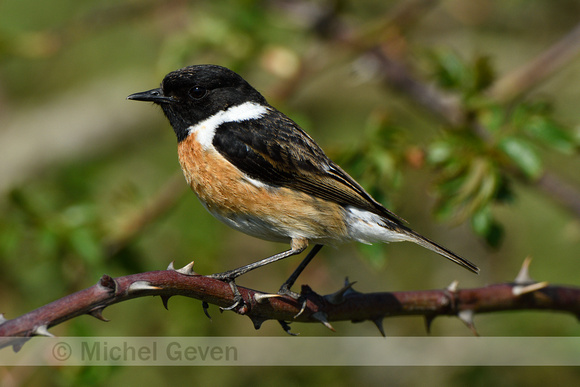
(535, 171), (580, 218)
(1, 258), (576, 351)
(369, 46), (465, 125)
(361, 24), (580, 218)
(489, 21), (580, 102)
(105, 172), (187, 256)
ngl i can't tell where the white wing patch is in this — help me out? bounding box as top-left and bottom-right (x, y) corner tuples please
(345, 206), (411, 244)
(188, 102), (269, 149)
(243, 175), (270, 189)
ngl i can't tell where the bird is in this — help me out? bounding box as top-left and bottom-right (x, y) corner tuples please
(127, 64), (478, 303)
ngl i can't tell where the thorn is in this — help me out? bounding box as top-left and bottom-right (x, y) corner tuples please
(324, 278), (358, 305)
(312, 312), (335, 332)
(293, 299), (308, 319)
(98, 275), (117, 293)
(0, 313), (7, 324)
(254, 293), (284, 304)
(512, 281), (549, 296)
(175, 261), (196, 275)
(447, 280), (459, 293)
(88, 307), (109, 322)
(458, 309), (479, 336)
(202, 301), (212, 320)
(424, 314), (436, 334)
(33, 325), (54, 338)
(278, 320), (299, 336)
(372, 318), (386, 337)
(167, 261), (175, 270)
(12, 339), (28, 353)
(161, 295), (171, 310)
(128, 281), (162, 292)
(249, 315), (267, 330)
(514, 256), (534, 284)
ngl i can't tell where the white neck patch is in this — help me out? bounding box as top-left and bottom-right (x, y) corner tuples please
(188, 102), (269, 149)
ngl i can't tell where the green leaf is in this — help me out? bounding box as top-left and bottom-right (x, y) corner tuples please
(525, 116), (576, 154)
(472, 55), (495, 92)
(486, 221), (504, 247)
(427, 141), (454, 164)
(470, 206), (504, 247)
(470, 206), (492, 236)
(370, 148), (396, 178)
(69, 228), (103, 264)
(433, 196), (457, 221)
(479, 105), (505, 133)
(499, 136), (543, 179)
(494, 176), (513, 203)
(432, 50), (466, 90)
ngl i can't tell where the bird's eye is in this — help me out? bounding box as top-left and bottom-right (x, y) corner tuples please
(189, 86), (207, 99)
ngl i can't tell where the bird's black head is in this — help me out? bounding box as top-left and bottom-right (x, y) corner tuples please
(127, 64), (268, 142)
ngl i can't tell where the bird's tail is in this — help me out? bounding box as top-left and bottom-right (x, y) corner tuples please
(404, 229), (479, 274)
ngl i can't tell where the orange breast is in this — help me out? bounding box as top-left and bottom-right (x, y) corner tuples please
(177, 132), (348, 243)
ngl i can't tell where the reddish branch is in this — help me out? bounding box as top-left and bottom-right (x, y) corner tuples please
(3, 2), (580, 353)
(1, 259), (578, 351)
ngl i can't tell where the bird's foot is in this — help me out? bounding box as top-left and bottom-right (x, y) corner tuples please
(277, 283), (301, 300)
(207, 272), (244, 312)
(278, 283), (307, 318)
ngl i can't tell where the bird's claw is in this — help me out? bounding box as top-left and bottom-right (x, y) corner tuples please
(277, 283), (301, 300)
(278, 284), (307, 318)
(207, 273), (245, 312)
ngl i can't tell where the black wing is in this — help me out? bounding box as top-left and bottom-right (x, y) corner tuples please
(212, 109), (405, 225)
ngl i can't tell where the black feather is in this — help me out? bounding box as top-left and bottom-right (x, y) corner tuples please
(212, 110), (406, 226)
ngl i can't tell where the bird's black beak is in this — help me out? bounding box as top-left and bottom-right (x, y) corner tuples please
(127, 88), (173, 103)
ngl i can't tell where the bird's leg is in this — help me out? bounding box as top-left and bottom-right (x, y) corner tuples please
(209, 239), (308, 280)
(274, 244), (324, 318)
(278, 244), (323, 298)
(208, 238), (308, 310)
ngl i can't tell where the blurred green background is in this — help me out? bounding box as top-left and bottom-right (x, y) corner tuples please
(2, 0), (580, 385)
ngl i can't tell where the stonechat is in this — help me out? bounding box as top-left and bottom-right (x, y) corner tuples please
(128, 64), (478, 304)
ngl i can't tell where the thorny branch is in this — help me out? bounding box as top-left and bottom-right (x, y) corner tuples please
(3, 1), (580, 353)
(1, 258), (578, 351)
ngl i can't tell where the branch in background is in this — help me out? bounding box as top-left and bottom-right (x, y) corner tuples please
(94, 2), (580, 255)
(105, 172), (187, 256)
(362, 22), (580, 219)
(368, 46), (465, 125)
(489, 21), (580, 102)
(536, 171), (580, 217)
(1, 258), (577, 351)
(101, 1), (448, 252)
(280, 1), (580, 219)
